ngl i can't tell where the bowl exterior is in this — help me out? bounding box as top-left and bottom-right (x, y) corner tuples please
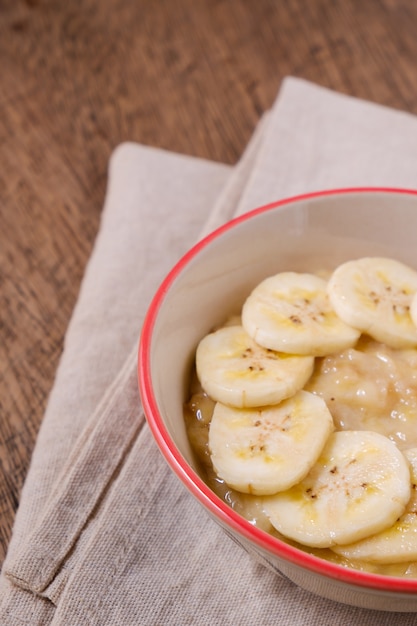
(214, 517), (417, 612)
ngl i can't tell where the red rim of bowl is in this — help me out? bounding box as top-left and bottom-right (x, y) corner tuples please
(139, 186), (417, 594)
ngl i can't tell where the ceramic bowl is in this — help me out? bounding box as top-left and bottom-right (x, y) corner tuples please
(138, 188), (417, 612)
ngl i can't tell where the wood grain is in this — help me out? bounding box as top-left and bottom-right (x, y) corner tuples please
(2, 0), (417, 564)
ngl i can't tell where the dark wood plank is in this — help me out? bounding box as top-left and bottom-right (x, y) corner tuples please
(2, 0), (417, 564)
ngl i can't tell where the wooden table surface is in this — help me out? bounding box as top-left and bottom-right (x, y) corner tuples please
(2, 0), (417, 566)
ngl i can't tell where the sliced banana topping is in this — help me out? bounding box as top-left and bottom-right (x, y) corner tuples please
(241, 272), (360, 356)
(262, 431), (411, 548)
(208, 390), (334, 496)
(327, 257), (417, 349)
(332, 448), (417, 564)
(195, 325), (314, 408)
(410, 292), (417, 329)
(186, 256), (417, 571)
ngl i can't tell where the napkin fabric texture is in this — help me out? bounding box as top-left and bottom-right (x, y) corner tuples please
(4, 77), (417, 625)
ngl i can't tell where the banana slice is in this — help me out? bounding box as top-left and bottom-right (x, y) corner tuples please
(195, 325), (314, 408)
(332, 448), (417, 564)
(208, 390), (334, 496)
(262, 431), (411, 548)
(327, 257), (417, 349)
(410, 292), (417, 329)
(241, 272), (360, 356)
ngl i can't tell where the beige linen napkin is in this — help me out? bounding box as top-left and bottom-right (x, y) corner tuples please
(4, 77), (417, 625)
